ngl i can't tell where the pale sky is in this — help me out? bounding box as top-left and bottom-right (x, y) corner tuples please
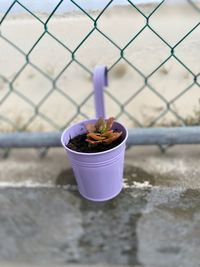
(0, 0), (195, 14)
(0, 0), (160, 13)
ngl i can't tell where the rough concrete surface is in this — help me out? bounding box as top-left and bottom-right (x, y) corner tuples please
(1, 145), (200, 188)
(0, 145), (200, 266)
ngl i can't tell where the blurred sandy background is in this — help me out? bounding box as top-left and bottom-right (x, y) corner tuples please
(0, 1), (200, 132)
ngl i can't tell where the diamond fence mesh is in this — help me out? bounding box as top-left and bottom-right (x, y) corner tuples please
(0, 0), (200, 156)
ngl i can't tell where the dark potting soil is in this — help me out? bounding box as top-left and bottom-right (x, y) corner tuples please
(66, 133), (123, 153)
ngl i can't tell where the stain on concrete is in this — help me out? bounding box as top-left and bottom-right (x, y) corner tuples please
(123, 165), (155, 186)
(157, 189), (200, 221)
(56, 165), (184, 191)
(0, 188), (83, 264)
(153, 173), (182, 187)
(157, 246), (181, 254)
(137, 188), (200, 267)
(180, 188), (200, 203)
(124, 164), (182, 188)
(0, 187), (151, 265)
(78, 188), (150, 265)
(56, 169), (76, 186)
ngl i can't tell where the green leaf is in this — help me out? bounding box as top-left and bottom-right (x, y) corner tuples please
(88, 143), (97, 149)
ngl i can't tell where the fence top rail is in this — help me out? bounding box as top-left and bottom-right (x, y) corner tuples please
(1, 126), (200, 148)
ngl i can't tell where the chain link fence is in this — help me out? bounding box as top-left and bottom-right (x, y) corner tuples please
(0, 0), (200, 156)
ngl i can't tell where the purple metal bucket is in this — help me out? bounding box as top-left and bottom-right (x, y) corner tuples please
(61, 119), (128, 202)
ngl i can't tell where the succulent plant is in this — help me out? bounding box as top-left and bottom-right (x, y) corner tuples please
(85, 117), (122, 145)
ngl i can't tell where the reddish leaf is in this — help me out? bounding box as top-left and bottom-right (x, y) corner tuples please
(86, 139), (102, 144)
(101, 130), (113, 137)
(96, 117), (106, 133)
(87, 133), (105, 141)
(106, 117), (114, 131)
(102, 131), (122, 144)
(86, 123), (96, 133)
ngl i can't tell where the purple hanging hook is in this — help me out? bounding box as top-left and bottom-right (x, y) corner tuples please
(93, 65), (108, 119)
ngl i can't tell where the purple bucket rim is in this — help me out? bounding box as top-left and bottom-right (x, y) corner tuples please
(61, 118), (128, 156)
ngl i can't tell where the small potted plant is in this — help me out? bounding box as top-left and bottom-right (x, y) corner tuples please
(61, 117), (128, 201)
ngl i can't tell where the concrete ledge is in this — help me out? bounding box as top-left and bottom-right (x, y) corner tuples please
(0, 145), (200, 266)
(0, 187), (199, 266)
(1, 145), (200, 188)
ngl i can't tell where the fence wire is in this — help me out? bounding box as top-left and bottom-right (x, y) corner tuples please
(0, 0), (200, 156)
